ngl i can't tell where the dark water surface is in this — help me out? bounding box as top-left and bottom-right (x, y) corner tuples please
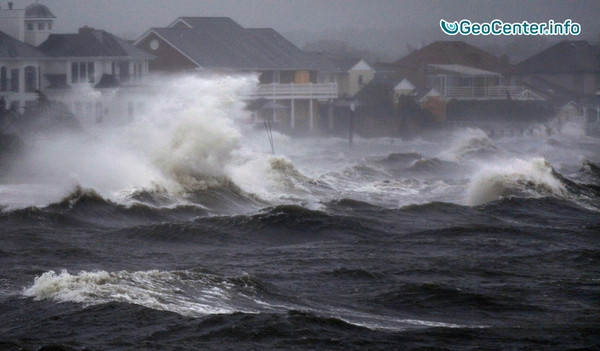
(0, 81), (599, 350)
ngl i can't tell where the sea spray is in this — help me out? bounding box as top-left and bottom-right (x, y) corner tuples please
(5, 74), (261, 207)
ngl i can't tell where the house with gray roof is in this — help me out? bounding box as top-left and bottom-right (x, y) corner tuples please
(0, 2), (155, 120)
(134, 17), (338, 133)
(516, 40), (600, 96)
(39, 26), (154, 87)
(388, 41), (525, 100)
(35, 25), (155, 126)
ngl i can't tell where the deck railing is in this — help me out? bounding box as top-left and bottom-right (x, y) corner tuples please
(441, 85), (525, 99)
(252, 83), (338, 99)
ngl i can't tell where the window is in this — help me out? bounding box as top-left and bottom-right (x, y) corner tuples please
(0, 67), (7, 92)
(24, 66), (36, 92)
(38, 22), (45, 30)
(48, 23), (52, 30)
(133, 62), (143, 81)
(118, 61), (130, 82)
(358, 75), (364, 86)
(10, 68), (19, 92)
(27, 23), (34, 31)
(88, 62), (95, 83)
(71, 63), (79, 83)
(71, 62), (95, 83)
(458, 76), (472, 87)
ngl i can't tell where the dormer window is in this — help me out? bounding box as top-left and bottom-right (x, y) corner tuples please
(38, 22), (45, 30)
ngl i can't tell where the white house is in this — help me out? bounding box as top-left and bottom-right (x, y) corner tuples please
(36, 25), (154, 126)
(319, 57), (375, 97)
(0, 3), (55, 113)
(0, 29), (47, 113)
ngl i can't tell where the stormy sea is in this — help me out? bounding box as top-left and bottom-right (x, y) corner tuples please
(1, 76), (598, 350)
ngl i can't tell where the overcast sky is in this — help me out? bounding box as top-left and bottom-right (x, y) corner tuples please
(6, 0), (598, 40)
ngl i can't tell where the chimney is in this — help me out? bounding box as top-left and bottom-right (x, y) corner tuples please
(79, 26), (95, 34)
(8, 2), (13, 10)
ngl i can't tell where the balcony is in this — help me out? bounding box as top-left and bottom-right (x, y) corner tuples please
(441, 85), (526, 100)
(252, 83), (338, 100)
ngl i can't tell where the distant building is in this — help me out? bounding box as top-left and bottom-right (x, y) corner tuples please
(0, 3), (55, 47)
(134, 17), (337, 133)
(318, 57), (375, 97)
(37, 26), (154, 126)
(516, 40), (600, 96)
(0, 2), (155, 121)
(0, 29), (47, 112)
(389, 41), (523, 100)
(0, 3), (56, 112)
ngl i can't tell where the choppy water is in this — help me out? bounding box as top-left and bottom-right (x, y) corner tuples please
(1, 76), (599, 350)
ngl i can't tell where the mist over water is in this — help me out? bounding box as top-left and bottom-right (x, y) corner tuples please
(1, 74), (599, 350)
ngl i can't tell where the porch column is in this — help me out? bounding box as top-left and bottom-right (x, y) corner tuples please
(272, 100), (276, 122)
(328, 100), (334, 131)
(66, 61), (71, 84)
(443, 75), (447, 96)
(309, 99), (314, 131)
(290, 99), (295, 130)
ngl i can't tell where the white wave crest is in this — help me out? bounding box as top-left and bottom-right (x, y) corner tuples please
(466, 158), (566, 205)
(22, 269), (264, 316)
(441, 128), (498, 161)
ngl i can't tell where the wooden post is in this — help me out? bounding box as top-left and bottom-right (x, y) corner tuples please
(349, 102), (355, 146)
(290, 99), (295, 130)
(309, 99), (314, 131)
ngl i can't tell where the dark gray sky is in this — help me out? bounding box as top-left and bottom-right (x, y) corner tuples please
(9, 0), (599, 39)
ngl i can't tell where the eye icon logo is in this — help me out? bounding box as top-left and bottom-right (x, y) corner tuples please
(440, 20), (459, 35)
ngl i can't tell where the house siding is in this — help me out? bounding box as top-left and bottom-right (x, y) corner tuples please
(348, 69), (374, 96)
(137, 32), (197, 72)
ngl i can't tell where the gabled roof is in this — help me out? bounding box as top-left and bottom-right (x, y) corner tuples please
(394, 78), (415, 92)
(320, 57), (374, 73)
(521, 75), (583, 107)
(517, 40), (600, 74)
(394, 41), (513, 74)
(138, 18), (329, 71)
(169, 17), (244, 31)
(0, 30), (47, 59)
(39, 28), (154, 59)
(414, 87), (440, 102)
(429, 64), (500, 76)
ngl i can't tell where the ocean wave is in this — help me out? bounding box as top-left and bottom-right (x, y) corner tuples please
(0, 186), (208, 227)
(466, 158), (567, 206)
(367, 282), (540, 313)
(22, 269), (276, 317)
(404, 157), (462, 174)
(442, 128), (500, 161)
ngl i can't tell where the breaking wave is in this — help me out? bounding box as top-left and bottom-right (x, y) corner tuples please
(466, 158), (567, 206)
(23, 269), (279, 317)
(441, 128), (500, 161)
